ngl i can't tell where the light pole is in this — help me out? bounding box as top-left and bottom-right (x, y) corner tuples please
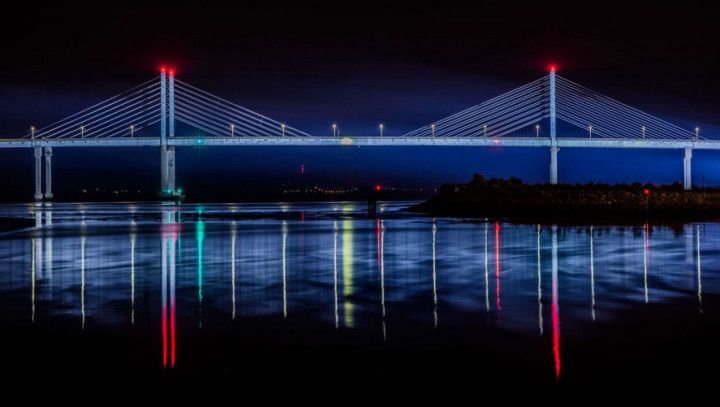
(641, 126), (646, 139)
(535, 124), (540, 138)
(431, 123), (435, 137)
(80, 125), (85, 138)
(31, 126), (36, 139)
(379, 123), (384, 138)
(230, 123), (235, 137)
(588, 124), (593, 139)
(281, 123), (286, 137)
(695, 126), (700, 140)
(130, 124), (135, 138)
(483, 124), (487, 137)
(332, 123), (337, 137)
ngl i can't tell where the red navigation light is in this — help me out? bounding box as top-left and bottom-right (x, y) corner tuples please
(548, 63), (557, 72)
(168, 67), (176, 76)
(375, 184), (382, 192)
(643, 188), (651, 197)
(160, 66), (167, 73)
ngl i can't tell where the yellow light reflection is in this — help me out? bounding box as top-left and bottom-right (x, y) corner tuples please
(342, 218), (353, 328)
(333, 221), (339, 329)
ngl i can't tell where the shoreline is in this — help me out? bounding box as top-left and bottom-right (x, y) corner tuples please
(409, 175), (720, 225)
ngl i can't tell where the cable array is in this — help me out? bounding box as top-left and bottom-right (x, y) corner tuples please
(403, 77), (549, 138)
(556, 76), (700, 140)
(19, 73), (701, 142)
(174, 80), (312, 138)
(22, 79), (161, 139)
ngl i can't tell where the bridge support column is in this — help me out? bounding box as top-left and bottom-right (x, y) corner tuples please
(43, 147), (53, 199)
(683, 147), (692, 190)
(34, 147), (43, 201)
(161, 145), (169, 194)
(550, 146), (559, 184)
(167, 146), (176, 194)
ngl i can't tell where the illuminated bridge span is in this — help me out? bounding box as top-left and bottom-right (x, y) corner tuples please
(1, 67), (717, 199)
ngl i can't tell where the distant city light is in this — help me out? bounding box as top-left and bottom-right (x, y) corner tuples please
(375, 184), (382, 191)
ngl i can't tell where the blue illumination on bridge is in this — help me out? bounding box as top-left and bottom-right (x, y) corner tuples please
(1, 68), (718, 199)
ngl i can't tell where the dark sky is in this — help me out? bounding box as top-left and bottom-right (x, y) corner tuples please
(1, 0), (720, 198)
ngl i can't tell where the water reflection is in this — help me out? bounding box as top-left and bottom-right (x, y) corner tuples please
(342, 217), (353, 328)
(161, 209), (177, 368)
(2, 202), (719, 381)
(551, 226), (561, 380)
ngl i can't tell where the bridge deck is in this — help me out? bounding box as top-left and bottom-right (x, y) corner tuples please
(1, 137), (719, 149)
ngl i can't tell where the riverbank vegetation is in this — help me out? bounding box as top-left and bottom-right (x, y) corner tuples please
(411, 174), (720, 223)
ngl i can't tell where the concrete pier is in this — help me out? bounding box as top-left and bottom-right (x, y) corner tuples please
(44, 147), (53, 199)
(683, 147), (692, 190)
(34, 147), (42, 201)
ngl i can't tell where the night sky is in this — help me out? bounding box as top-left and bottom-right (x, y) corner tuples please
(1, 1), (719, 198)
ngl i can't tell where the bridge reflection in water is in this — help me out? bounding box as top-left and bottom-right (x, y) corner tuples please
(2, 202), (716, 381)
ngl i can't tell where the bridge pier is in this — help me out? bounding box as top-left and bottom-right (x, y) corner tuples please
(683, 147), (692, 190)
(160, 145), (176, 195)
(43, 147), (53, 199)
(550, 146), (558, 184)
(33, 147), (43, 201)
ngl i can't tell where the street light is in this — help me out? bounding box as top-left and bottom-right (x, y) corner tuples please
(30, 126), (36, 139)
(535, 124), (540, 138)
(379, 123), (384, 138)
(588, 124), (593, 139)
(431, 123), (436, 137)
(483, 124), (488, 137)
(80, 125), (85, 138)
(332, 123), (337, 137)
(641, 126), (646, 139)
(281, 123), (286, 137)
(695, 126), (700, 140)
(130, 124), (135, 138)
(230, 123), (235, 137)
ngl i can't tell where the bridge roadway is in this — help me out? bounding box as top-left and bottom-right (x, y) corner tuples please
(2, 136), (720, 149)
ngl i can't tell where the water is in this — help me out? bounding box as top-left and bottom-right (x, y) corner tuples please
(1, 201), (719, 391)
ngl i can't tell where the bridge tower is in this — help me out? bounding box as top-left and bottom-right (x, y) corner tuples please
(160, 68), (177, 198)
(549, 66), (558, 184)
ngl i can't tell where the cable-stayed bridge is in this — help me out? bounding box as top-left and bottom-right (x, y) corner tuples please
(1, 67), (717, 200)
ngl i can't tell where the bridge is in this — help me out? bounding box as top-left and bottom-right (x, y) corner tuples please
(1, 67), (716, 200)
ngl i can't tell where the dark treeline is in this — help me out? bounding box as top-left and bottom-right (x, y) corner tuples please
(411, 174), (720, 224)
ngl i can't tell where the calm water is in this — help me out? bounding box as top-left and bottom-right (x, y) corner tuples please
(1, 201), (719, 390)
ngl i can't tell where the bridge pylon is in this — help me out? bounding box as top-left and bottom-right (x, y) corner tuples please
(160, 68), (178, 199)
(549, 66), (558, 184)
